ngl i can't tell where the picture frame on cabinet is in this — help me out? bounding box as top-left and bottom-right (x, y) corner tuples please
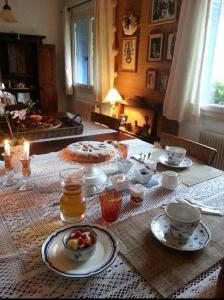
(166, 31), (176, 60)
(158, 70), (169, 91)
(146, 69), (157, 90)
(121, 36), (138, 72)
(148, 33), (163, 62)
(150, 0), (177, 25)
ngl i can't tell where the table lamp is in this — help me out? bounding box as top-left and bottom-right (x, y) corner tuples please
(104, 88), (123, 118)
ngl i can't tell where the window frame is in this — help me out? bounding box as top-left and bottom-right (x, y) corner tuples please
(70, 1), (94, 97)
(202, 0), (224, 114)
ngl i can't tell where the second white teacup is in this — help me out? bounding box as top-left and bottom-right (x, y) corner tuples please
(161, 171), (182, 190)
(165, 202), (201, 240)
(165, 146), (186, 165)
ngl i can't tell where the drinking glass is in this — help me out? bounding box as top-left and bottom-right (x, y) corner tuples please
(60, 167), (85, 223)
(99, 189), (122, 222)
(117, 143), (129, 159)
(19, 157), (33, 191)
(2, 154), (17, 187)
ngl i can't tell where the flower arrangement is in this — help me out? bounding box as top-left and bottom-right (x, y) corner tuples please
(0, 96), (35, 147)
(0, 102), (26, 145)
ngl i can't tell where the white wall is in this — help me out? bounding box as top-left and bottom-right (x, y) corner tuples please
(0, 0), (66, 111)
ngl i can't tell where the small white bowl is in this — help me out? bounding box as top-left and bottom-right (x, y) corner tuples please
(110, 174), (130, 191)
(63, 227), (97, 261)
(133, 167), (154, 184)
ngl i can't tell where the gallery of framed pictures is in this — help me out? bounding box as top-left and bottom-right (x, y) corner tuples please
(146, 69), (157, 90)
(147, 33), (163, 62)
(121, 36), (138, 72)
(150, 0), (177, 25)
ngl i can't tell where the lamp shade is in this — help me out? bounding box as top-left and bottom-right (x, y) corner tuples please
(104, 88), (123, 104)
(0, 0), (17, 22)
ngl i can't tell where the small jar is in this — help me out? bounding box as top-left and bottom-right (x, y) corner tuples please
(129, 184), (145, 205)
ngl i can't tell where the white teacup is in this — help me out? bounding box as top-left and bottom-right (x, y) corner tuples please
(165, 202), (201, 240)
(165, 146), (186, 165)
(161, 171), (182, 190)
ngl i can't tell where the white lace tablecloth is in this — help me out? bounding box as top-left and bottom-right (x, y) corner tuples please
(0, 139), (223, 298)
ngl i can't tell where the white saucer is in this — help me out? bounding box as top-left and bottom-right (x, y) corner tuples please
(41, 224), (118, 278)
(158, 155), (192, 168)
(151, 213), (211, 251)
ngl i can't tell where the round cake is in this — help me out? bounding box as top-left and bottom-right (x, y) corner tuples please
(62, 141), (115, 163)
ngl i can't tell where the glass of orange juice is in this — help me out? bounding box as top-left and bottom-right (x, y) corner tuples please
(117, 143), (129, 159)
(60, 167), (85, 223)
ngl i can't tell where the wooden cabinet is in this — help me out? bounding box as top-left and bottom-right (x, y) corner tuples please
(0, 32), (57, 112)
(38, 44), (57, 113)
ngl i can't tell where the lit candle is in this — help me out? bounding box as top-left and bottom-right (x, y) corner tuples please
(23, 141), (30, 160)
(4, 140), (10, 156)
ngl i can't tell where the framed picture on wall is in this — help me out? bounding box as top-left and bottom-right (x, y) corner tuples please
(146, 69), (157, 90)
(166, 31), (176, 60)
(158, 70), (169, 91)
(121, 37), (138, 72)
(148, 33), (163, 62)
(150, 0), (177, 25)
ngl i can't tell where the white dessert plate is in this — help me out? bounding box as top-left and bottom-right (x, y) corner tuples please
(158, 155), (192, 168)
(41, 224), (118, 278)
(151, 213), (211, 251)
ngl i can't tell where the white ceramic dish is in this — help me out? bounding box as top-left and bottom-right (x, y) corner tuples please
(151, 213), (211, 251)
(158, 155), (192, 168)
(117, 159), (133, 174)
(133, 167), (154, 184)
(41, 224), (118, 278)
(110, 174), (130, 191)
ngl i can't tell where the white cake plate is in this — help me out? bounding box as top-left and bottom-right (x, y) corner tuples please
(83, 164), (107, 197)
(58, 150), (109, 196)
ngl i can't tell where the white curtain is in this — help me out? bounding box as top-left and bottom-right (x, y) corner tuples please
(64, 6), (73, 95)
(163, 0), (212, 122)
(93, 0), (115, 104)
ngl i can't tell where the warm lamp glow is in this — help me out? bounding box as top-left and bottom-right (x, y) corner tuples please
(0, 0), (17, 23)
(105, 88), (123, 104)
(104, 88), (123, 117)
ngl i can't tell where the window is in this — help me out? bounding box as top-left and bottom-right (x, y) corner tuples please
(71, 1), (94, 88)
(206, 0), (224, 107)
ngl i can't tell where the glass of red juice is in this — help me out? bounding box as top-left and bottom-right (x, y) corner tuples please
(99, 189), (122, 222)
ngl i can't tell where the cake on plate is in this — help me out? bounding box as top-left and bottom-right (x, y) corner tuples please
(62, 141), (115, 163)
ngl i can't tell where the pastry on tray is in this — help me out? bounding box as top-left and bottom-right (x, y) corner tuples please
(13, 115), (61, 131)
(62, 141), (115, 163)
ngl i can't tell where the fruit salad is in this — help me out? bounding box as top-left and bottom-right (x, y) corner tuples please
(66, 229), (95, 250)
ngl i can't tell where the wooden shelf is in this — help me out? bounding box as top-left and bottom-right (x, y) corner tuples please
(3, 88), (38, 92)
(2, 74), (38, 78)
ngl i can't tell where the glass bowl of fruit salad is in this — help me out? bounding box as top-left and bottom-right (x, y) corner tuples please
(63, 227), (97, 261)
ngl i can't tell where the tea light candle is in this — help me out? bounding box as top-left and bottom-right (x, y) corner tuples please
(4, 140), (10, 156)
(23, 141), (30, 159)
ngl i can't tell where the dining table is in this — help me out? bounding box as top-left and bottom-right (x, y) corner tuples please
(0, 122), (224, 298)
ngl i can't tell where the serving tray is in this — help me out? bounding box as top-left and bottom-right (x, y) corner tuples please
(1, 112), (83, 141)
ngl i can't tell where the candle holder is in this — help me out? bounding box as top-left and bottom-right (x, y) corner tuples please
(2, 153), (18, 187)
(19, 157), (33, 191)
